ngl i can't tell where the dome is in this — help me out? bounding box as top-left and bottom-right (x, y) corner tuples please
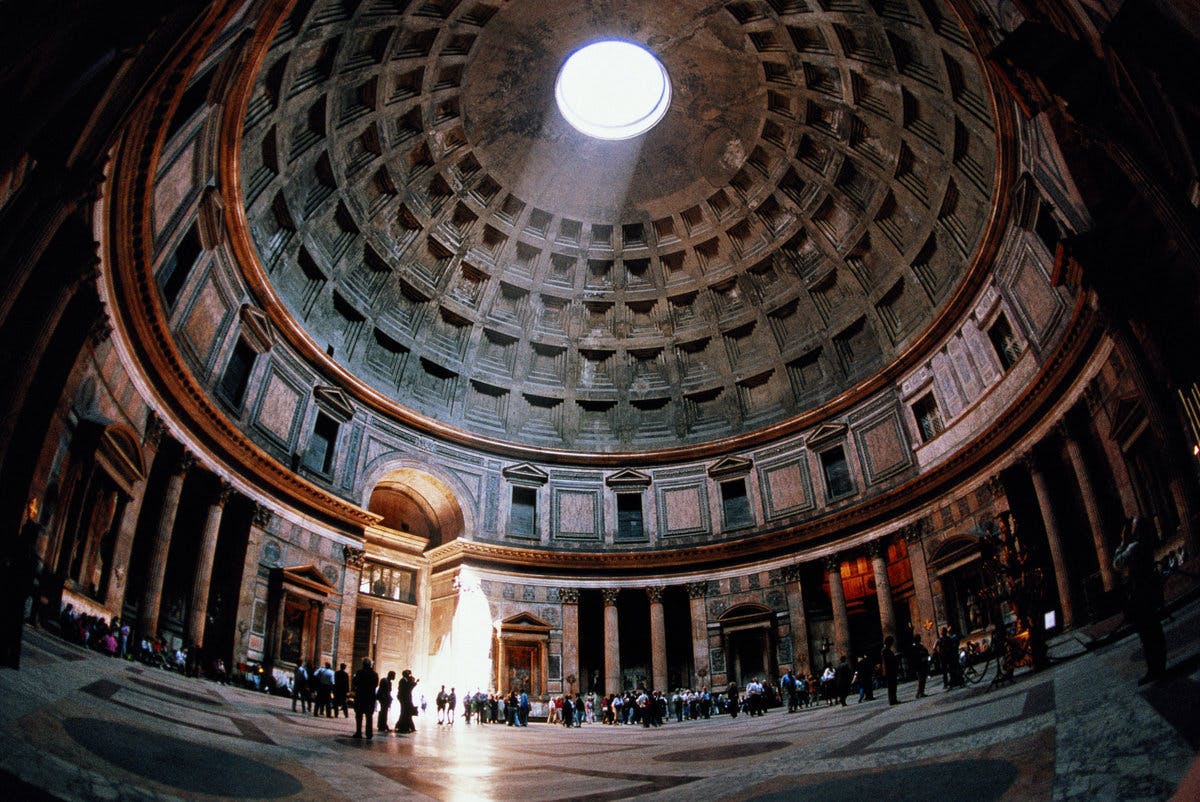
(238, 0), (1000, 452)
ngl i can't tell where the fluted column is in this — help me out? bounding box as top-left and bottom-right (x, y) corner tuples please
(602, 588), (620, 693)
(646, 586), (667, 692)
(186, 479), (233, 648)
(560, 588), (580, 693)
(868, 539), (898, 644)
(825, 555), (851, 661)
(140, 450), (194, 639)
(1026, 453), (1075, 629)
(781, 565), (812, 676)
(685, 582), (710, 688)
(902, 521), (936, 649)
(234, 503), (269, 669)
(1061, 423), (1118, 592)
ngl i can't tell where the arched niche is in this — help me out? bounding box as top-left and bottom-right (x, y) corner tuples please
(366, 468), (465, 549)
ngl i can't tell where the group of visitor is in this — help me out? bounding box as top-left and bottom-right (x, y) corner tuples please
(323, 660), (419, 739)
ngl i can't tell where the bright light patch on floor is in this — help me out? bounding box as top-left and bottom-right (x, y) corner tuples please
(555, 40), (671, 140)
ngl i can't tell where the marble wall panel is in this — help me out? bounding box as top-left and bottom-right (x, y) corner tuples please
(180, 272), (230, 371)
(255, 369), (303, 446)
(154, 141), (195, 235)
(757, 458), (814, 519)
(656, 483), (710, 537)
(855, 410), (911, 484)
(553, 487), (601, 539)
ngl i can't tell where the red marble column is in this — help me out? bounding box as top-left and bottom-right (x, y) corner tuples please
(646, 586), (667, 692)
(139, 450), (194, 639)
(1026, 453), (1076, 629)
(868, 539), (898, 645)
(1061, 423), (1118, 592)
(902, 522), (937, 649)
(825, 554), (851, 662)
(186, 479), (233, 648)
(602, 587), (620, 694)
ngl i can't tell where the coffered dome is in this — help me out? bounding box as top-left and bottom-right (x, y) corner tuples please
(239, 0), (999, 452)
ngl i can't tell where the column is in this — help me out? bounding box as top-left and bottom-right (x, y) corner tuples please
(602, 588), (620, 693)
(646, 586), (667, 692)
(495, 635), (507, 692)
(1026, 453), (1076, 629)
(139, 450), (194, 639)
(825, 554), (850, 661)
(902, 522), (937, 649)
(868, 539), (898, 644)
(560, 588), (580, 693)
(781, 565), (812, 676)
(685, 582), (710, 688)
(186, 479), (233, 648)
(105, 414), (165, 613)
(1061, 423), (1118, 591)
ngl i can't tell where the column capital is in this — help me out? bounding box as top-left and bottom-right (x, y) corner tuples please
(986, 475), (1006, 500)
(559, 587), (580, 605)
(780, 564), (803, 583)
(252, 503), (273, 529)
(143, 412), (166, 450)
(601, 587), (620, 606)
(865, 539), (888, 560)
(1018, 450), (1042, 474)
(174, 451), (197, 477)
(684, 581), (709, 599)
(899, 519), (927, 543)
(213, 479), (234, 507)
(1055, 418), (1076, 443)
(342, 545), (365, 569)
(823, 554), (842, 574)
(645, 586), (663, 603)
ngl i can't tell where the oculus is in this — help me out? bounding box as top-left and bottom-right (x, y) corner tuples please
(554, 40), (671, 140)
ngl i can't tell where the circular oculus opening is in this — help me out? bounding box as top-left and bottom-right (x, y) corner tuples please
(555, 40), (671, 140)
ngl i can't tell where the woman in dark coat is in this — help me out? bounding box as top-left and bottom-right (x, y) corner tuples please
(726, 681), (739, 718)
(397, 669), (419, 734)
(351, 658), (379, 739)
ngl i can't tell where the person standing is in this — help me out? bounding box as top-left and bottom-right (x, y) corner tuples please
(880, 635), (900, 705)
(397, 669), (419, 733)
(834, 654), (852, 706)
(447, 687), (457, 724)
(518, 689), (531, 726)
(313, 661), (335, 717)
(1115, 516), (1168, 683)
(910, 634), (930, 699)
(376, 670), (395, 733)
(781, 669), (797, 713)
(726, 681), (739, 718)
(333, 663), (350, 718)
(351, 658), (379, 739)
(291, 661), (310, 713)
(436, 684), (448, 724)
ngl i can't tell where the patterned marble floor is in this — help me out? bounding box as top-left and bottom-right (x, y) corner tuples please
(2, 601), (1197, 802)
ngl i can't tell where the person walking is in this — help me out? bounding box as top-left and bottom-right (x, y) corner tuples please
(291, 661), (311, 713)
(333, 662), (350, 718)
(351, 658), (379, 739)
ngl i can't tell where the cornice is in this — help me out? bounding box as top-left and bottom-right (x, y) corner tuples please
(212, 0), (1021, 467)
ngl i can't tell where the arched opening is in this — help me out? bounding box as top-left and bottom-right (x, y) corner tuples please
(929, 535), (993, 639)
(367, 467), (465, 549)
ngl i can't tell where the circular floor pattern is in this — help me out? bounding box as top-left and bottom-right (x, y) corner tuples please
(65, 717), (303, 798)
(656, 739), (792, 762)
(746, 758), (1019, 802)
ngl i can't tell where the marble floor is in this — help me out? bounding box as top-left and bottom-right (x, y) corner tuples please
(2, 601), (1198, 802)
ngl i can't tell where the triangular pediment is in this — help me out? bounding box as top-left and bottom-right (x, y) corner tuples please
(605, 468), (652, 489)
(806, 422), (848, 448)
(279, 563), (339, 595)
(501, 611), (551, 630)
(502, 462), (549, 486)
(707, 455), (753, 479)
(314, 385), (356, 422)
(239, 304), (275, 353)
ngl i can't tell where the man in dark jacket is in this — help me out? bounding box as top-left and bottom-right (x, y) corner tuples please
(834, 654), (852, 706)
(351, 658), (379, 739)
(333, 663), (350, 718)
(880, 635), (900, 705)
